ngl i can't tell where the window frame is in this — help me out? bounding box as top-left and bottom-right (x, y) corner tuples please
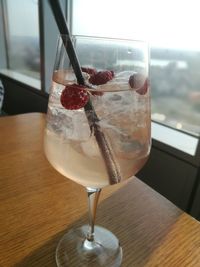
(0, 0), (8, 69)
(152, 122), (200, 167)
(0, 0), (43, 92)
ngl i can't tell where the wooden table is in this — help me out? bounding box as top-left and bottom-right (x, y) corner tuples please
(0, 113), (200, 267)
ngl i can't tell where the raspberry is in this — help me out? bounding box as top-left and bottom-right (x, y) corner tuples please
(137, 79), (148, 95)
(60, 84), (89, 110)
(89, 70), (114, 85)
(81, 67), (97, 76)
(129, 73), (148, 95)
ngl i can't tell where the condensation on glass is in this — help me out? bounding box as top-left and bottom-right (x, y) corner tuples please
(5, 0), (40, 80)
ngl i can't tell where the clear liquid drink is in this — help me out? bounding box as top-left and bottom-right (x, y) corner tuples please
(44, 69), (151, 188)
(44, 34), (151, 267)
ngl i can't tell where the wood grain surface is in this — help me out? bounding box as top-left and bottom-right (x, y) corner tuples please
(0, 113), (200, 267)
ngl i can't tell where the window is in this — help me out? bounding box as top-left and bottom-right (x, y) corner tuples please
(71, 0), (200, 138)
(0, 0), (68, 92)
(3, 0), (40, 80)
(0, 0), (200, 155)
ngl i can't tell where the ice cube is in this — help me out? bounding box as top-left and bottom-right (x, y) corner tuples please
(47, 106), (73, 136)
(107, 127), (144, 159)
(69, 110), (91, 141)
(81, 137), (100, 158)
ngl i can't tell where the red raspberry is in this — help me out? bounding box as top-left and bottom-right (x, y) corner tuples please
(81, 67), (97, 76)
(137, 79), (148, 95)
(60, 84), (89, 110)
(89, 70), (114, 85)
(129, 73), (148, 95)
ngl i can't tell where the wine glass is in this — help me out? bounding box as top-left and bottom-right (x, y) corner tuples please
(44, 35), (151, 267)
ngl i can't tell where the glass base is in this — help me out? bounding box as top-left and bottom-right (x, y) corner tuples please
(56, 225), (122, 267)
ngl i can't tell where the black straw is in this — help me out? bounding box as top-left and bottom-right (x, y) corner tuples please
(48, 0), (121, 184)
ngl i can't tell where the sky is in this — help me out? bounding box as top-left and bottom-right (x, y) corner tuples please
(6, 0), (200, 51)
(72, 0), (200, 51)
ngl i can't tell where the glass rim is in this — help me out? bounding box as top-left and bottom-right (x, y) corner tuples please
(57, 34), (149, 45)
(53, 34), (149, 93)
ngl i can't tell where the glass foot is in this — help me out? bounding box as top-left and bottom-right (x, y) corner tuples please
(56, 225), (122, 267)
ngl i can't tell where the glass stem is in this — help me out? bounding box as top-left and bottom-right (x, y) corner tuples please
(86, 187), (101, 242)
